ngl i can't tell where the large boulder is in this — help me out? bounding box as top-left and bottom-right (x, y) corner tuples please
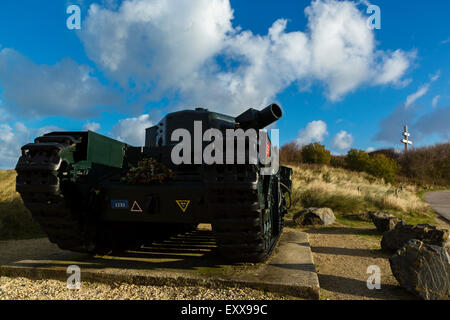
(381, 223), (449, 252)
(369, 212), (406, 233)
(293, 208), (336, 226)
(390, 239), (450, 300)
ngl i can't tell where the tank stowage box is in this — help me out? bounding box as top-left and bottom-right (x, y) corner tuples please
(16, 104), (292, 262)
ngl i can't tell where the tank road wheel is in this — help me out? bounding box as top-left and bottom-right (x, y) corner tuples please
(205, 165), (281, 263)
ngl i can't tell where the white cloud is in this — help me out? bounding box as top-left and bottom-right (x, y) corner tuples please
(80, 0), (233, 96)
(405, 84), (430, 107)
(78, 0), (413, 114)
(373, 50), (414, 87)
(366, 146), (375, 152)
(0, 48), (120, 118)
(332, 130), (354, 150)
(83, 122), (101, 132)
(432, 95), (440, 108)
(296, 120), (328, 146)
(0, 123), (62, 169)
(404, 71), (440, 108)
(111, 114), (153, 146)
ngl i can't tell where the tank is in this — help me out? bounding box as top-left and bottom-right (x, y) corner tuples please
(15, 104), (293, 262)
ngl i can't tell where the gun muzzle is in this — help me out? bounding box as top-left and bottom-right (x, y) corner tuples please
(236, 104), (283, 130)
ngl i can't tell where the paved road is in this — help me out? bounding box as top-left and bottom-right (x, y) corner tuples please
(423, 190), (450, 222)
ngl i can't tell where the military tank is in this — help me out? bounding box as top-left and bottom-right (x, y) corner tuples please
(15, 103), (292, 262)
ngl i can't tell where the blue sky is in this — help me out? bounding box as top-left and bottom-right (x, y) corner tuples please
(0, 0), (449, 168)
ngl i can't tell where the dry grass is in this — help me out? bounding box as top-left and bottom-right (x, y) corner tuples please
(0, 170), (44, 240)
(287, 164), (436, 225)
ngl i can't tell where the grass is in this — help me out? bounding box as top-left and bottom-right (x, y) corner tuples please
(286, 164), (438, 226)
(0, 170), (44, 240)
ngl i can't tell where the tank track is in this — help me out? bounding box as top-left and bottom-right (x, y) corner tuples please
(16, 134), (199, 253)
(15, 134), (97, 252)
(205, 165), (281, 262)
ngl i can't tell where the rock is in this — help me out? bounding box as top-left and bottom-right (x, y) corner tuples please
(293, 208), (336, 226)
(381, 223), (449, 252)
(390, 239), (450, 300)
(368, 212), (406, 233)
(345, 213), (372, 222)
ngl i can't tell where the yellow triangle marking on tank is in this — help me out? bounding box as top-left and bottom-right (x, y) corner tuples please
(130, 200), (143, 213)
(176, 200), (191, 213)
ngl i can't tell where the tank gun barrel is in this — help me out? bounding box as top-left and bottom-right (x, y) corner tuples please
(235, 103), (283, 130)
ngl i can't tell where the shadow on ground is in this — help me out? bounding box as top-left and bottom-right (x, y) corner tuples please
(305, 226), (380, 237)
(310, 246), (387, 258)
(11, 229), (240, 275)
(317, 274), (417, 300)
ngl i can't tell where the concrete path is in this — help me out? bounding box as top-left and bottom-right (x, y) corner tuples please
(423, 190), (450, 222)
(0, 228), (320, 299)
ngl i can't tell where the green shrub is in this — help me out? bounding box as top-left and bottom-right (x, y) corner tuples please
(345, 149), (371, 172)
(344, 149), (400, 184)
(301, 143), (331, 165)
(366, 154), (400, 184)
(330, 155), (346, 168)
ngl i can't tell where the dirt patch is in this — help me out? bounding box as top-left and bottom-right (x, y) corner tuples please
(302, 217), (450, 300)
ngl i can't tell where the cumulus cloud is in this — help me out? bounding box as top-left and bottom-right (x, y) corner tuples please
(111, 114), (153, 146)
(366, 146), (375, 152)
(79, 0), (233, 101)
(0, 123), (62, 169)
(77, 0), (413, 114)
(332, 130), (354, 150)
(83, 121), (101, 132)
(0, 48), (120, 118)
(296, 120), (328, 146)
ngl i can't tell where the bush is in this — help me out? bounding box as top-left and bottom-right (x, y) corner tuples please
(330, 155), (346, 168)
(345, 149), (371, 172)
(344, 149), (400, 184)
(398, 143), (450, 186)
(301, 143), (331, 165)
(366, 154), (400, 184)
(280, 142), (302, 164)
(368, 148), (400, 161)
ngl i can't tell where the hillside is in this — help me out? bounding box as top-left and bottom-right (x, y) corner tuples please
(286, 164), (437, 226)
(0, 170), (44, 240)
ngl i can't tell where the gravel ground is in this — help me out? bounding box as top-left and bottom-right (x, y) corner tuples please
(0, 276), (291, 300)
(0, 238), (295, 300)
